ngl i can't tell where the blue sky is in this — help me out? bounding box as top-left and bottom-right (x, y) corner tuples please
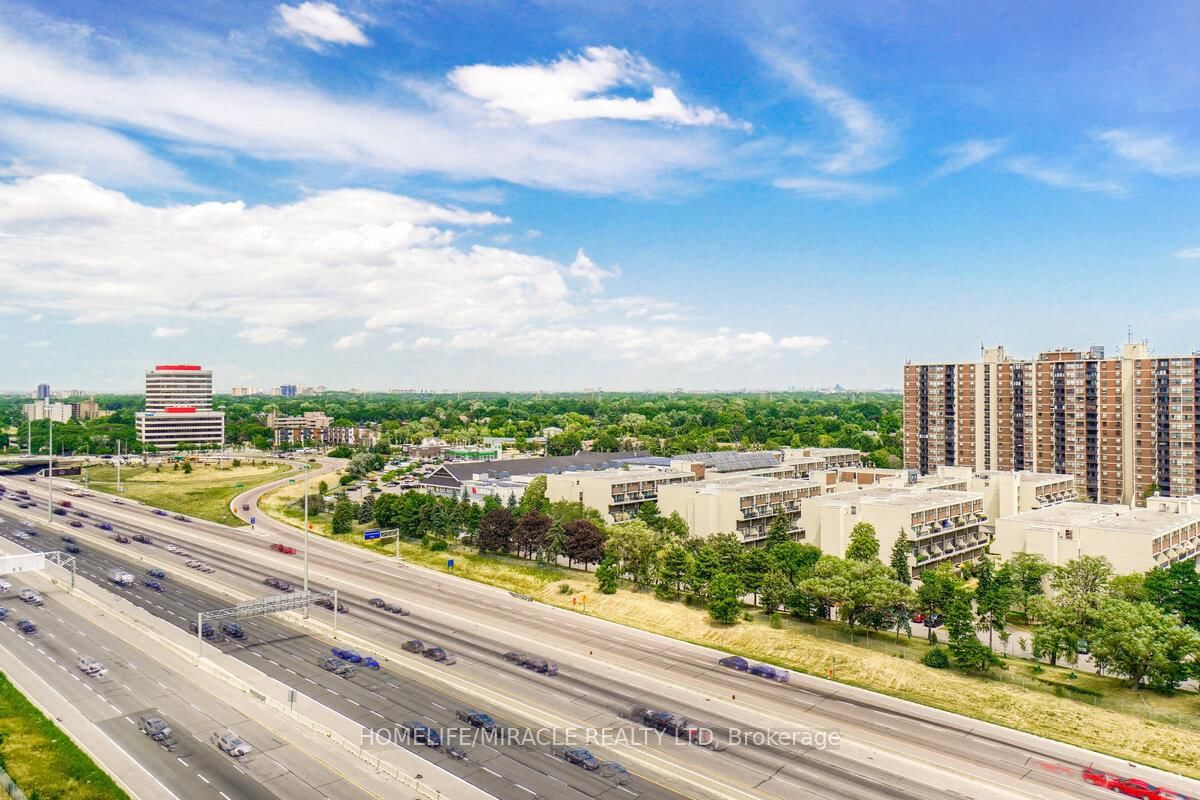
(0, 1), (1198, 392)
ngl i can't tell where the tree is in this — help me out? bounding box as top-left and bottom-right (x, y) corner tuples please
(889, 530), (911, 585)
(546, 430), (583, 456)
(605, 520), (662, 584)
(505, 492), (518, 512)
(1029, 597), (1081, 667)
(635, 500), (662, 530)
(478, 509), (515, 553)
(331, 494), (353, 535)
(357, 493), (375, 524)
(769, 541), (822, 585)
(318, 480), (328, 495)
(707, 572), (744, 624)
(1089, 598), (1200, 691)
(513, 512), (552, 559)
(798, 556), (911, 632)
(916, 564), (962, 641)
(1050, 555), (1114, 639)
(759, 569), (791, 613)
(740, 547), (770, 605)
(563, 520), (606, 569)
(658, 544), (690, 595)
(372, 493), (403, 528)
(973, 555), (1010, 648)
(845, 522), (880, 562)
(595, 556), (619, 594)
(517, 476), (550, 517)
(182, 461), (192, 474)
(946, 590), (1002, 672)
(998, 553), (1053, 619)
(765, 511), (792, 549)
(661, 511), (689, 540)
(1144, 561), (1200, 628)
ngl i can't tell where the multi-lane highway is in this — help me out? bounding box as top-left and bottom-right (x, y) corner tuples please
(5, 472), (1199, 800)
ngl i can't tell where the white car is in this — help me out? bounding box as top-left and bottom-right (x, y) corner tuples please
(213, 731), (253, 757)
(76, 657), (108, 677)
(185, 559), (201, 568)
(0, 579), (11, 592)
(19, 588), (43, 605)
(166, 545), (180, 553)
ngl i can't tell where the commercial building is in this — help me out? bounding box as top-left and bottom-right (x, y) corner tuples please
(658, 476), (822, 545)
(267, 411), (333, 446)
(446, 446), (500, 462)
(904, 341), (1200, 504)
(135, 364), (225, 450)
(72, 400), (102, 420)
(36, 383), (50, 400)
(280, 385), (297, 398)
(993, 499), (1200, 574)
(802, 486), (988, 576)
(230, 386), (258, 397)
(420, 451), (649, 498)
(23, 400), (72, 423)
(546, 467), (697, 523)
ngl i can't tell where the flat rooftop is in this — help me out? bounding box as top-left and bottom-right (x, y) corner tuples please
(692, 477), (822, 496)
(553, 466), (695, 482)
(821, 486), (983, 509)
(1006, 501), (1200, 535)
(972, 469), (1073, 485)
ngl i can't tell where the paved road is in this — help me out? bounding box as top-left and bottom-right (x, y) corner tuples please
(8, 476), (1200, 800)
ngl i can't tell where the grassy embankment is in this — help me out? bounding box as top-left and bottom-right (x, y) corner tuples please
(258, 481), (1200, 779)
(0, 671), (131, 800)
(76, 460), (296, 526)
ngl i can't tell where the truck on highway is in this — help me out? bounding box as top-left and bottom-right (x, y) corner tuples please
(107, 568), (134, 586)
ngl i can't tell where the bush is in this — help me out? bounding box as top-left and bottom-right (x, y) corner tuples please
(922, 647), (951, 669)
(430, 539), (448, 552)
(558, 583), (573, 595)
(232, 458), (241, 467)
(768, 612), (783, 629)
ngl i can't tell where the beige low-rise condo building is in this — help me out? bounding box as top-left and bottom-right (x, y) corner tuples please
(657, 476), (823, 545)
(992, 499), (1200, 574)
(545, 467), (697, 523)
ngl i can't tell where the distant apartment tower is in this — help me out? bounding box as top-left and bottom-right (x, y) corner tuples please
(230, 386), (258, 397)
(36, 383), (50, 399)
(280, 385), (297, 398)
(23, 400), (72, 423)
(905, 341), (1200, 504)
(135, 364), (225, 450)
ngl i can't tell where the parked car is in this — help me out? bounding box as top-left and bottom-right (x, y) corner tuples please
(97, 522), (113, 531)
(403, 722), (441, 747)
(718, 655), (749, 671)
(144, 580), (164, 592)
(133, 534), (153, 544)
(455, 709), (497, 731)
(140, 716), (172, 740)
(16, 619), (36, 634)
(563, 747), (601, 770)
(401, 639), (424, 653)
(748, 663), (789, 682)
(213, 731), (253, 757)
(923, 614), (944, 628)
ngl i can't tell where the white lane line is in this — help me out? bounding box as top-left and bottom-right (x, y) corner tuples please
(177, 757), (189, 766)
(220, 793), (232, 800)
(347, 699), (360, 706)
(480, 767), (501, 777)
(196, 773), (210, 784)
(514, 785), (535, 795)
(430, 701), (446, 710)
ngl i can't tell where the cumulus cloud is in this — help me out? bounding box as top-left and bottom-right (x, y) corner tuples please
(238, 327), (305, 346)
(761, 49), (892, 175)
(0, 22), (722, 194)
(778, 335), (831, 352)
(411, 336), (443, 350)
(1174, 247), (1200, 260)
(277, 2), (370, 51)
(568, 249), (617, 292)
(1005, 157), (1125, 196)
(933, 139), (1006, 177)
(1095, 130), (1200, 177)
(152, 326), (187, 338)
(450, 46), (743, 129)
(333, 332), (367, 350)
(773, 176), (891, 201)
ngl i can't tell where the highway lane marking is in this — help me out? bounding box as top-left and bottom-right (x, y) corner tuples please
(480, 767), (501, 777)
(347, 699), (360, 706)
(220, 793), (232, 800)
(177, 757), (189, 766)
(431, 701), (446, 709)
(513, 785), (535, 795)
(196, 773), (210, 784)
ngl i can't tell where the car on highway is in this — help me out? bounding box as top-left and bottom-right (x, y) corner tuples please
(315, 597), (347, 613)
(133, 534), (152, 544)
(403, 722), (441, 747)
(147, 568), (166, 579)
(186, 559), (201, 568)
(68, 520), (83, 528)
(189, 621), (215, 638)
(15, 619), (36, 635)
(521, 657), (557, 675)
(198, 563), (215, 573)
(503, 650), (528, 664)
(214, 731), (253, 757)
(331, 647), (362, 663)
(632, 707), (726, 750)
(13, 532), (29, 541)
(220, 622), (245, 639)
(401, 639), (424, 653)
(111, 499), (124, 505)
(270, 543), (297, 555)
(0, 607), (8, 621)
(317, 657), (356, 677)
(748, 663), (789, 682)
(74, 510), (90, 518)
(361, 656), (380, 669)
(114, 534), (130, 543)
(563, 747), (600, 770)
(144, 579), (164, 592)
(53, 507), (67, 516)
(140, 716), (172, 741)
(19, 588), (43, 605)
(165, 544), (182, 554)
(241, 503), (250, 511)
(59, 500), (72, 508)
(97, 522), (113, 531)
(383, 603), (410, 616)
(718, 655), (749, 671)
(368, 597), (386, 608)
(152, 509), (168, 516)
(173, 514), (189, 522)
(76, 657), (108, 677)
(60, 535), (76, 544)
(423, 646), (448, 661)
(455, 709), (497, 731)
(0, 578), (10, 592)
(64, 544), (81, 554)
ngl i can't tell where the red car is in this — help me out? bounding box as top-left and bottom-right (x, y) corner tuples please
(271, 543), (297, 555)
(1085, 770), (1185, 800)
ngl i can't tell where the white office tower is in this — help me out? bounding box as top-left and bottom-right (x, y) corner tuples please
(135, 364), (225, 450)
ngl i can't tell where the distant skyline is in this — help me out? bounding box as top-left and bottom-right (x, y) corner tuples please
(1, 1), (1199, 390)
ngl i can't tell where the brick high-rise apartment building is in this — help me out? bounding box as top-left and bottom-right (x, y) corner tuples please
(905, 342), (1200, 504)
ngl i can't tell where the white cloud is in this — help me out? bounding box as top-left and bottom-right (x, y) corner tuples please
(778, 335), (831, 352)
(1174, 247), (1200, 260)
(1095, 130), (1200, 177)
(0, 23), (721, 194)
(277, 2), (370, 51)
(567, 249), (617, 292)
(386, 341), (404, 352)
(762, 49), (891, 175)
(238, 326), (304, 345)
(152, 326), (187, 338)
(28, 313), (43, 322)
(773, 176), (891, 201)
(450, 46), (743, 129)
(411, 336), (443, 350)
(1005, 157), (1125, 196)
(333, 332), (367, 350)
(934, 139), (1006, 177)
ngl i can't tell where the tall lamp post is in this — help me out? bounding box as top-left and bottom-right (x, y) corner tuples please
(46, 418), (53, 523)
(302, 463), (310, 617)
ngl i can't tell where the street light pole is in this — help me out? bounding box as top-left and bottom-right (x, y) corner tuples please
(302, 463), (310, 617)
(46, 418), (53, 523)
(116, 440), (122, 494)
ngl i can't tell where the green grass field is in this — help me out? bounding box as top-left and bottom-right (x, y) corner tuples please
(77, 460), (296, 525)
(0, 671), (130, 800)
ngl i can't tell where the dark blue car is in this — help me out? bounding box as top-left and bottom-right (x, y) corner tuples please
(404, 723), (441, 747)
(748, 663), (789, 682)
(147, 568), (166, 579)
(718, 655), (749, 671)
(332, 647), (362, 663)
(144, 580), (163, 591)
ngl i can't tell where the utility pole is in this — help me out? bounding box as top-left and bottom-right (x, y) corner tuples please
(46, 418), (53, 523)
(116, 440), (122, 494)
(302, 463), (310, 617)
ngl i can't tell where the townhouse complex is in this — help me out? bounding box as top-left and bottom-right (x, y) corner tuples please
(904, 341), (1200, 504)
